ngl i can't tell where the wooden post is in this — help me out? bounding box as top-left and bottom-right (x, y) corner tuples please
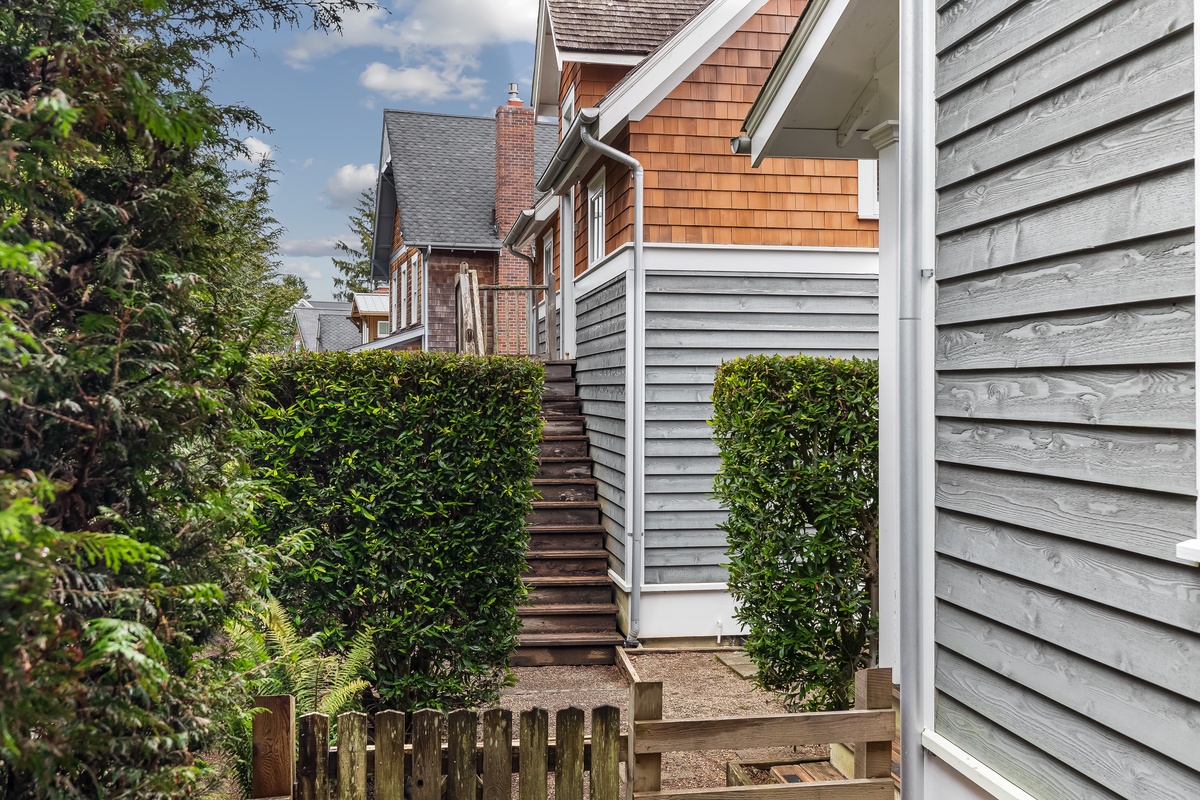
(297, 712), (329, 800)
(853, 668), (894, 780)
(251, 695), (295, 799)
(545, 260), (558, 359)
(591, 706), (620, 800)
(376, 710), (406, 800)
(628, 681), (662, 800)
(519, 708), (549, 800)
(447, 709), (479, 800)
(412, 709), (443, 800)
(555, 708), (585, 800)
(483, 709), (513, 800)
(337, 711), (368, 800)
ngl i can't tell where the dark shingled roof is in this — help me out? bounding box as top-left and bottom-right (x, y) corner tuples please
(384, 111), (558, 250)
(548, 0), (712, 55)
(293, 301), (358, 352)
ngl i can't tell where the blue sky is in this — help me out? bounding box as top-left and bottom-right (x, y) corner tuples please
(208, 0), (539, 300)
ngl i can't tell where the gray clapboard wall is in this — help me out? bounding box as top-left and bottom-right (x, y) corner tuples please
(933, 0), (1199, 796)
(642, 271), (878, 584)
(575, 276), (627, 576)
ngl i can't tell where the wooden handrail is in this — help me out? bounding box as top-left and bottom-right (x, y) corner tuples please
(632, 709), (894, 754)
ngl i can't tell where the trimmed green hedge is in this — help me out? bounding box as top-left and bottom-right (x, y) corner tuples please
(246, 351), (544, 709)
(711, 355), (878, 711)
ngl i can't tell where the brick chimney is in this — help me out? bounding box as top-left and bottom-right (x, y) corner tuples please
(495, 83), (536, 355)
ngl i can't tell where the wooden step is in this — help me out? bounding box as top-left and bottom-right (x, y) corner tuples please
(525, 576), (612, 605)
(536, 456), (592, 479)
(523, 549), (608, 577)
(519, 604), (621, 634)
(529, 529), (604, 553)
(544, 379), (576, 397)
(542, 416), (585, 436)
(533, 479), (596, 502)
(527, 501), (601, 527)
(513, 632), (623, 667)
(541, 397), (583, 417)
(539, 436), (588, 459)
(543, 362), (574, 381)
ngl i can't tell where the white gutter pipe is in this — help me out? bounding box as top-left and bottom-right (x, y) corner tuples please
(579, 124), (645, 647)
(898, 0), (929, 794)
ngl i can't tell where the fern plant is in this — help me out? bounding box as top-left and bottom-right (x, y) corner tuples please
(223, 597), (374, 796)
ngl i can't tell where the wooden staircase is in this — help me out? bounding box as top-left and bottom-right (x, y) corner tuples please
(514, 360), (623, 667)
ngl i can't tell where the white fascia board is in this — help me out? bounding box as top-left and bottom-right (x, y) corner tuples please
(573, 242), (633, 296)
(347, 326), (425, 352)
(747, 0), (849, 166)
(598, 0), (767, 141)
(507, 193), (560, 250)
(532, 1), (560, 117)
(558, 49), (646, 66)
(642, 242), (878, 275)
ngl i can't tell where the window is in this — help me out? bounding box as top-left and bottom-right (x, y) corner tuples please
(399, 261), (408, 328)
(390, 266), (399, 328)
(857, 159), (879, 219)
(409, 255), (419, 325)
(587, 169), (606, 266)
(377, 319), (390, 338)
(542, 231), (554, 291)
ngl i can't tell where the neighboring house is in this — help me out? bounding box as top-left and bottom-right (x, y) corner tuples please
(743, 0), (1197, 798)
(348, 288), (392, 346)
(359, 96), (558, 354)
(504, 0), (881, 642)
(291, 299), (360, 352)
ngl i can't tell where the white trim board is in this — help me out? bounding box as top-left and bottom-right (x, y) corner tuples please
(637, 586), (746, 640)
(923, 730), (1039, 800)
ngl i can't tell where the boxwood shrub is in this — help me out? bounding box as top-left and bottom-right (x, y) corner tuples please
(711, 355), (878, 711)
(246, 351), (544, 710)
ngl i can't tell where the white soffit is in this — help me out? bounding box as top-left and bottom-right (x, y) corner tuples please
(747, 0), (899, 165)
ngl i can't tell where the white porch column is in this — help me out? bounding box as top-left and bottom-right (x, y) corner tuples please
(867, 120), (901, 681)
(560, 189), (577, 358)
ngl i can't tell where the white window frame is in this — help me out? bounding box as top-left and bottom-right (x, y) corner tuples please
(376, 319), (389, 338)
(390, 266), (399, 329)
(409, 255), (418, 325)
(587, 169), (606, 267)
(542, 231), (554, 290)
(857, 159), (879, 219)
(561, 85), (575, 138)
(399, 261), (408, 328)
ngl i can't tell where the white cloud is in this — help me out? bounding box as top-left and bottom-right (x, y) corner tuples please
(326, 164), (378, 208)
(302, 157), (314, 170)
(285, 1), (537, 67)
(282, 258), (324, 281)
(284, 1), (536, 107)
(281, 236), (343, 258)
(236, 136), (273, 165)
(360, 62), (486, 101)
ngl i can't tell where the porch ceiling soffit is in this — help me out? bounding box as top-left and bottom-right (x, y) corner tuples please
(504, 191), (560, 251)
(742, 0), (899, 165)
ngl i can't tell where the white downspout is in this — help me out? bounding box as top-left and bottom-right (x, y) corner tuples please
(579, 125), (645, 646)
(899, 0), (932, 794)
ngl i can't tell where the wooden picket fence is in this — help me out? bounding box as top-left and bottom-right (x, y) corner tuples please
(250, 666), (894, 800)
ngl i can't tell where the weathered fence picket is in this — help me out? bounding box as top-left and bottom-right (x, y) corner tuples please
(250, 668), (893, 800)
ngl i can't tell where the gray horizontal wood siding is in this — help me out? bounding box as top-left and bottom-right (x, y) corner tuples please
(643, 270), (878, 584)
(575, 276), (627, 577)
(933, 0), (1198, 795)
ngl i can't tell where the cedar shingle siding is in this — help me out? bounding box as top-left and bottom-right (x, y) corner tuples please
(931, 0), (1199, 796)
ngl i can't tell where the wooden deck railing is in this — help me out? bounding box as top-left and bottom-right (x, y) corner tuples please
(249, 666), (893, 800)
(454, 263), (556, 357)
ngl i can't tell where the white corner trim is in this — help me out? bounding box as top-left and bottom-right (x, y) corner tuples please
(857, 159), (879, 220)
(1176, 537), (1200, 564)
(922, 729), (1039, 800)
(558, 49), (646, 67)
(608, 569), (632, 593)
(599, 0), (768, 140)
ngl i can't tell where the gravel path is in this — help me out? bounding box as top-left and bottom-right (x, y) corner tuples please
(499, 652), (825, 790)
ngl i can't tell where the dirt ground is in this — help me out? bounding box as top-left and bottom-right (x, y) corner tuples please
(498, 651), (825, 791)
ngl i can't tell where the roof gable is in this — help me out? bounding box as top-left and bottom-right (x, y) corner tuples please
(548, 0), (711, 56)
(381, 110), (558, 251)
